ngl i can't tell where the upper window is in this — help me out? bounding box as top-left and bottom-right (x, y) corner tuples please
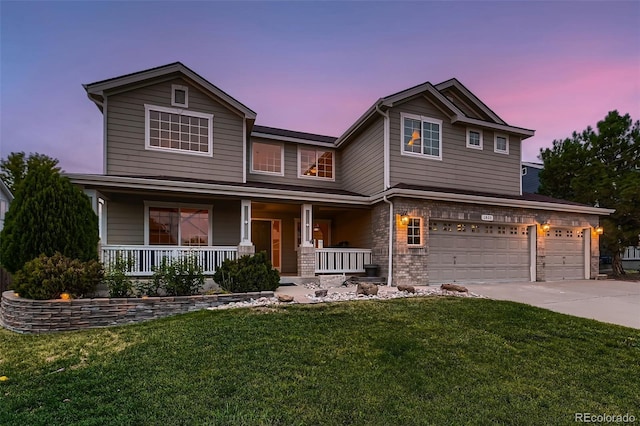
(407, 217), (422, 246)
(494, 134), (509, 154)
(147, 204), (211, 246)
(171, 84), (189, 108)
(145, 105), (213, 157)
(466, 128), (483, 150)
(298, 147), (335, 180)
(252, 141), (284, 176)
(401, 113), (442, 160)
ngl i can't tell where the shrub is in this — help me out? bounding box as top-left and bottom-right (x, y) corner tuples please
(151, 255), (204, 296)
(11, 253), (103, 300)
(213, 251), (280, 293)
(0, 156), (99, 273)
(104, 252), (136, 298)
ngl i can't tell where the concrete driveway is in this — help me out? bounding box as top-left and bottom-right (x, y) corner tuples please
(465, 280), (640, 329)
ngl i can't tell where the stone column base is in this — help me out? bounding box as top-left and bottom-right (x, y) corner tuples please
(237, 244), (255, 257)
(297, 246), (316, 277)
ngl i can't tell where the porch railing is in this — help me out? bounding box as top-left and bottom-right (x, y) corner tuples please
(623, 246), (640, 260)
(101, 245), (238, 276)
(315, 248), (372, 274)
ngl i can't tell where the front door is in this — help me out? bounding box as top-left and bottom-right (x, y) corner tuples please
(251, 219), (281, 270)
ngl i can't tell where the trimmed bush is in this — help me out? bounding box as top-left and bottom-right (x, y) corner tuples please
(0, 159), (99, 273)
(213, 251), (280, 293)
(11, 253), (103, 300)
(104, 252), (136, 298)
(151, 256), (204, 296)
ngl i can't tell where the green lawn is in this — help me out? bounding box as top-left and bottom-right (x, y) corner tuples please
(1, 297), (638, 425)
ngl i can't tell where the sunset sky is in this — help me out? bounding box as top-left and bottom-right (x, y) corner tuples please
(1, 1), (638, 173)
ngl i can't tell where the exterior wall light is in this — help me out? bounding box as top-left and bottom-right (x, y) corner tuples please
(398, 211), (410, 226)
(595, 226), (604, 235)
(60, 292), (72, 300)
(541, 222), (551, 232)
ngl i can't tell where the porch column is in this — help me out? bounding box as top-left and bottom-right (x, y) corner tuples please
(536, 224), (546, 282)
(238, 200), (255, 257)
(298, 204), (315, 277)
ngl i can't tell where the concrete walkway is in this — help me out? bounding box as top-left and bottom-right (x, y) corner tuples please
(465, 280), (640, 329)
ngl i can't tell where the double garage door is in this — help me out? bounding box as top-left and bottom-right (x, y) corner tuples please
(428, 222), (585, 284)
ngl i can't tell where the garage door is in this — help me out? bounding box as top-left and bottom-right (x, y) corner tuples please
(545, 228), (585, 280)
(428, 222), (531, 284)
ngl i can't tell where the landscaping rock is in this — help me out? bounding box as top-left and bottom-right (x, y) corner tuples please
(356, 282), (378, 296)
(397, 284), (416, 293)
(315, 289), (328, 297)
(277, 294), (295, 303)
(440, 283), (468, 293)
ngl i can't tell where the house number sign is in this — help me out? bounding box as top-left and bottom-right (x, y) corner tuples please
(481, 214), (494, 221)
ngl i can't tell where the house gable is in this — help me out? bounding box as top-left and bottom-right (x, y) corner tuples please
(85, 63), (254, 183)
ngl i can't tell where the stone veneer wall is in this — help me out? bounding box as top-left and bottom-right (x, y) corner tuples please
(0, 290), (274, 334)
(370, 198), (601, 286)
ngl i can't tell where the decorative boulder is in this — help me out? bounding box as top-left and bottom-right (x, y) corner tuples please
(440, 283), (468, 293)
(277, 294), (294, 303)
(315, 289), (328, 297)
(397, 284), (416, 293)
(356, 282), (379, 296)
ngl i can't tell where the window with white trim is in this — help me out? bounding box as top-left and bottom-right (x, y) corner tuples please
(145, 105), (213, 157)
(407, 217), (422, 246)
(146, 204), (212, 246)
(251, 141), (284, 175)
(172, 84), (189, 108)
(466, 128), (483, 150)
(298, 147), (335, 180)
(494, 134), (509, 154)
(401, 113), (442, 159)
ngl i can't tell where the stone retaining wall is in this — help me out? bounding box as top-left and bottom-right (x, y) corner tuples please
(0, 290), (274, 334)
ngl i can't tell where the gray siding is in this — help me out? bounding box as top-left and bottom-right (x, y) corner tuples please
(247, 137), (343, 190)
(212, 200), (241, 245)
(388, 96), (521, 196)
(107, 197), (144, 245)
(340, 117), (384, 195)
(106, 78), (244, 182)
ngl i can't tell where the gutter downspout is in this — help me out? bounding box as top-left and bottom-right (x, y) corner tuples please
(375, 104), (393, 287)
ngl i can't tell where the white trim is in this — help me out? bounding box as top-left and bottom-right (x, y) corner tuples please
(242, 118), (247, 183)
(435, 79), (506, 125)
(250, 140), (285, 176)
(583, 228), (591, 279)
(144, 104), (214, 158)
(240, 200), (252, 246)
(529, 225), (536, 281)
(466, 128), (483, 150)
(103, 97), (108, 174)
(407, 216), (423, 247)
(143, 200), (213, 246)
(494, 134), (509, 154)
(297, 146), (336, 181)
(171, 84), (189, 108)
(382, 110), (390, 190)
(301, 204), (314, 247)
(400, 112), (443, 161)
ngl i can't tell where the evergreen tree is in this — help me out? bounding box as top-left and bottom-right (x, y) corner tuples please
(0, 157), (99, 273)
(0, 152), (59, 193)
(539, 111), (640, 276)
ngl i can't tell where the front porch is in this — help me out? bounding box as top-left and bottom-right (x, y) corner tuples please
(101, 245), (373, 276)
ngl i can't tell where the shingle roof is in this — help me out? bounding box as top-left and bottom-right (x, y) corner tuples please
(252, 125), (337, 144)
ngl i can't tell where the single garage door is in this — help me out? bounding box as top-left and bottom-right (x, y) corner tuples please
(428, 222), (531, 284)
(545, 228), (586, 280)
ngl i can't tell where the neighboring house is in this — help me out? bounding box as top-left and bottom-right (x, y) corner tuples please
(521, 162), (543, 193)
(521, 161), (640, 270)
(69, 62), (613, 285)
(0, 180), (13, 233)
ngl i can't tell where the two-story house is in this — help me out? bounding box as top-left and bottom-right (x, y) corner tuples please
(69, 63), (612, 286)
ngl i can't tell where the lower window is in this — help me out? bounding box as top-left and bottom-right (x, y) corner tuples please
(407, 217), (422, 246)
(148, 206), (210, 246)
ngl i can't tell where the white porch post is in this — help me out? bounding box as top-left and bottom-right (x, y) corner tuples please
(298, 203), (315, 277)
(301, 204), (313, 247)
(238, 199), (255, 257)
